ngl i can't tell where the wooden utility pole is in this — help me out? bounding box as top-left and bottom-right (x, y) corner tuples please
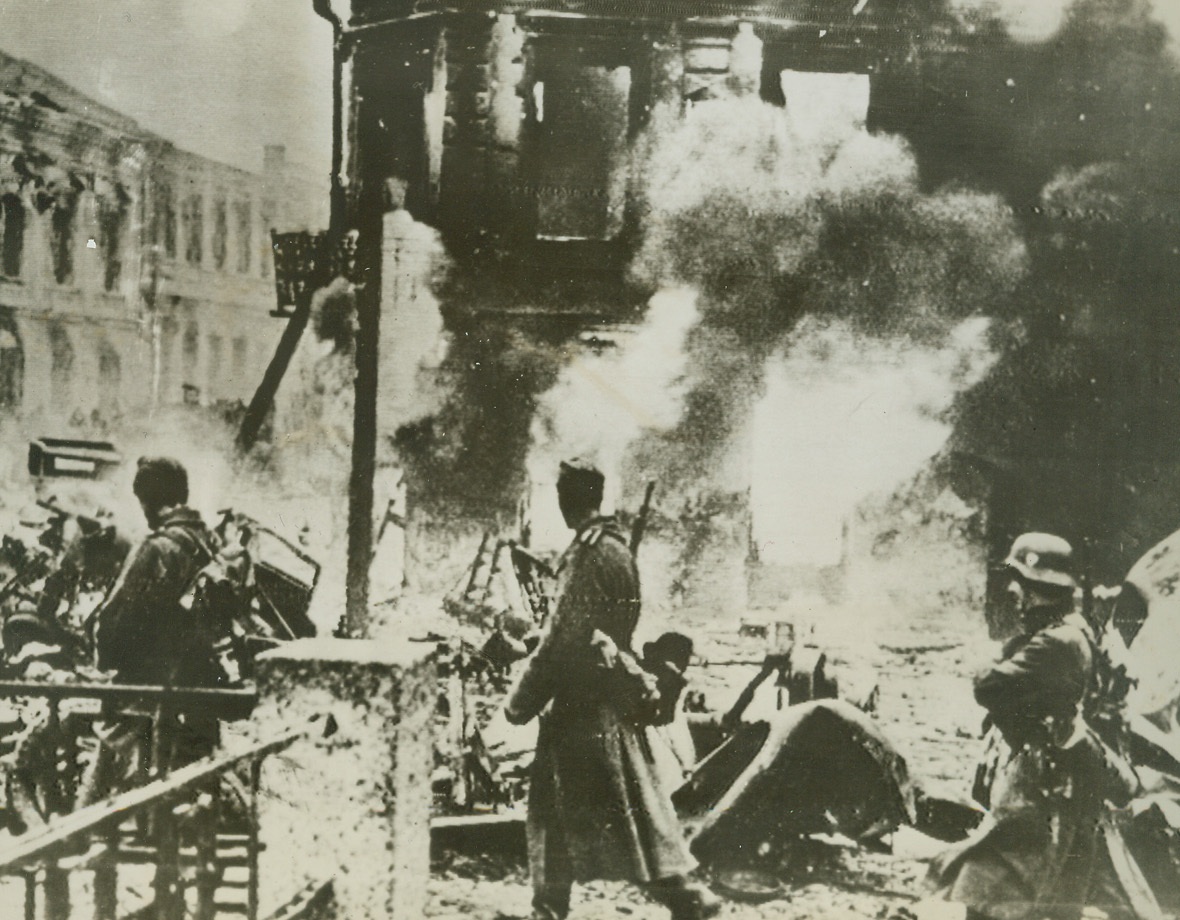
(344, 231), (380, 637)
(312, 0), (379, 637)
(235, 231), (324, 455)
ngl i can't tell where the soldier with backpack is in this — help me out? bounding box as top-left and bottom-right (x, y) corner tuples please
(79, 456), (222, 804)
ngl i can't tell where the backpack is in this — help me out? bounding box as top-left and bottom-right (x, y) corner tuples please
(175, 543), (251, 687)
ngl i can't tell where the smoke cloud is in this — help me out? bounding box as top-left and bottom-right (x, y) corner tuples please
(896, 0), (1180, 579)
(751, 317), (996, 568)
(525, 289), (698, 548)
(627, 93), (1027, 514)
(950, 0), (1180, 46)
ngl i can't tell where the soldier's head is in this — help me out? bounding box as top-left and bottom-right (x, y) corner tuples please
(133, 456), (189, 528)
(556, 458), (604, 530)
(1002, 532), (1077, 628)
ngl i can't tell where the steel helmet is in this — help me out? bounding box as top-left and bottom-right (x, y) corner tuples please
(1003, 532), (1077, 590)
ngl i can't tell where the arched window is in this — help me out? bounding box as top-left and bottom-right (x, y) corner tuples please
(212, 197), (228, 270)
(182, 194), (203, 265)
(48, 323), (74, 408)
(0, 194), (24, 278)
(99, 187), (129, 292)
(235, 200), (252, 273)
(51, 193), (77, 285)
(155, 182), (177, 257)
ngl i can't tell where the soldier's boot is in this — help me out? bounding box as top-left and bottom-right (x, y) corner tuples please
(531, 882), (571, 920)
(649, 876), (722, 920)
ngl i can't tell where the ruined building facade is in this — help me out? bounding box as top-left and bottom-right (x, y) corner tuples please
(0, 51), (323, 430)
(327, 0), (930, 309)
(312, 0), (952, 622)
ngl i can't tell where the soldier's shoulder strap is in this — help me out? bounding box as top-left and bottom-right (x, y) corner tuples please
(578, 520), (627, 548)
(578, 524), (605, 547)
(154, 524), (216, 569)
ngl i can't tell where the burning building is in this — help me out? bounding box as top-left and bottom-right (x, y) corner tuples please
(308, 0), (1012, 627)
(311, 0), (1180, 638)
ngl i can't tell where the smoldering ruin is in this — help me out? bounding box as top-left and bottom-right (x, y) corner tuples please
(386, 0), (1180, 630)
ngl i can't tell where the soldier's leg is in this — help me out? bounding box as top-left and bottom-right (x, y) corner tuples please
(527, 746), (573, 920)
(530, 823), (573, 920)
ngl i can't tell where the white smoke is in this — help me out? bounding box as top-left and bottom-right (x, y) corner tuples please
(951, 0), (1070, 41)
(750, 316), (997, 568)
(526, 287), (699, 549)
(951, 0), (1180, 46)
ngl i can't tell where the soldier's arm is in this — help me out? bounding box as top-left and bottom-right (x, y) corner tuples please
(973, 627), (1083, 717)
(504, 549), (601, 724)
(93, 539), (166, 673)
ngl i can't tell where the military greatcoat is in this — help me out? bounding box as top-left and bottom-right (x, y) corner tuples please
(507, 516), (695, 890)
(933, 611), (1159, 920)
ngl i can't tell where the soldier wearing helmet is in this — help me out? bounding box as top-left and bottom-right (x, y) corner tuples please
(1001, 532), (1078, 636)
(932, 533), (1158, 920)
(981, 533), (1089, 750)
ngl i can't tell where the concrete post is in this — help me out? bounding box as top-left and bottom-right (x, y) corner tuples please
(251, 638), (437, 919)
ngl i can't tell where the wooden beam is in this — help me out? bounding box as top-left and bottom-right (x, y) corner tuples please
(0, 681), (258, 720)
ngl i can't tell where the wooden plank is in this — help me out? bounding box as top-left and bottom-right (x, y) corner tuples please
(262, 879), (335, 920)
(93, 826), (118, 920)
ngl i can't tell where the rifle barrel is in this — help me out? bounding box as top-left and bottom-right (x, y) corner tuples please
(630, 481), (657, 553)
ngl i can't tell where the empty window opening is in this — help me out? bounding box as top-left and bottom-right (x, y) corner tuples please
(48, 323), (74, 407)
(0, 194), (25, 278)
(212, 197), (228, 270)
(182, 193), (204, 265)
(99, 187), (129, 292)
(156, 182), (177, 257)
(97, 341), (121, 412)
(51, 195), (77, 285)
(530, 65), (631, 241)
(0, 324), (22, 410)
(182, 322), (200, 384)
(235, 201), (252, 273)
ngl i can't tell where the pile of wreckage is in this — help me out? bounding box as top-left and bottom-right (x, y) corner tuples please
(6, 441), (1180, 911)
(431, 490), (920, 897)
(0, 438), (320, 830)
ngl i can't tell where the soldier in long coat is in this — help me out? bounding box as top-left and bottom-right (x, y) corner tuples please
(506, 459), (716, 920)
(932, 533), (1160, 920)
